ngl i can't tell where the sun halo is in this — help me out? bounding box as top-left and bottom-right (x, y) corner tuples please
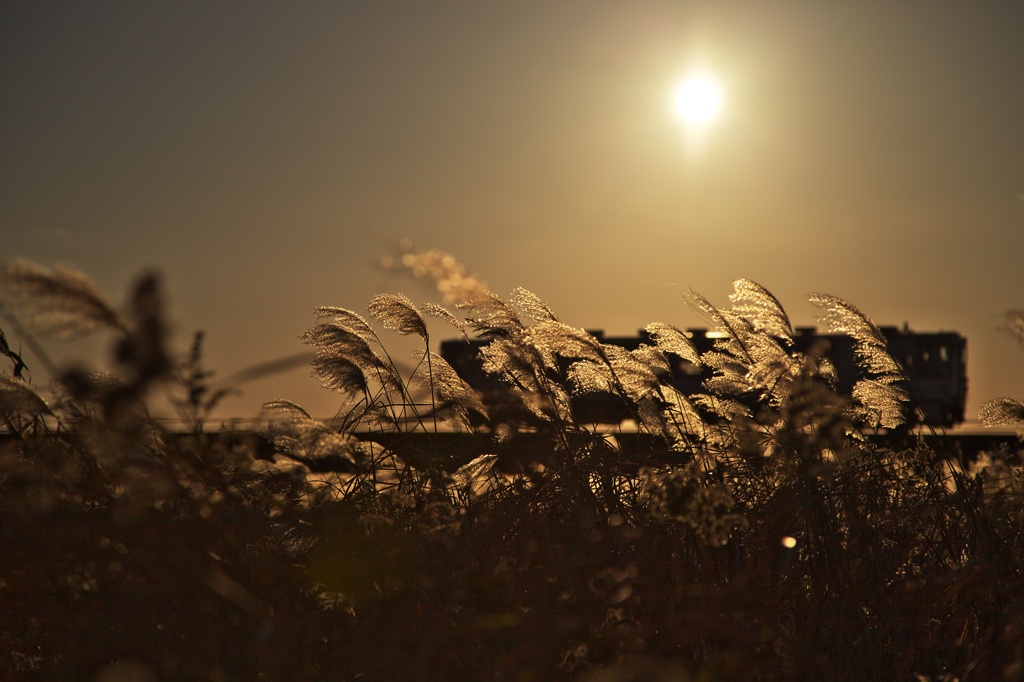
(673, 76), (722, 124)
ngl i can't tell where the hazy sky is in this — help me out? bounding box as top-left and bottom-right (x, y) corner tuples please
(2, 1), (1022, 422)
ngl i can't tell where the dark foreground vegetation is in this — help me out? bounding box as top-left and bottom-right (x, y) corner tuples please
(1, 254), (1022, 681)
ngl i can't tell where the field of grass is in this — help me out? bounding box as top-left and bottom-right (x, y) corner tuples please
(1, 254), (1022, 681)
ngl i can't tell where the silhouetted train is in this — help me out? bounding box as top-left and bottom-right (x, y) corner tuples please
(440, 327), (968, 427)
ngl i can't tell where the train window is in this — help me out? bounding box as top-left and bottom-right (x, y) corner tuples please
(922, 351), (930, 362)
(940, 346), (948, 362)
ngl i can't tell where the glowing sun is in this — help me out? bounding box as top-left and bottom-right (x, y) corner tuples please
(674, 76), (722, 124)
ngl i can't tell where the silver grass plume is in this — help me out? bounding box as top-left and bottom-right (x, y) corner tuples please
(367, 293), (428, 340)
(658, 384), (707, 435)
(602, 344), (660, 403)
(852, 379), (910, 430)
(809, 293), (907, 427)
(630, 344), (672, 375)
(687, 290), (758, 367)
(567, 361), (616, 396)
(510, 287), (559, 323)
(0, 375), (50, 416)
(809, 294), (903, 376)
(687, 290), (729, 329)
(524, 322), (604, 371)
(80, 371), (131, 391)
(335, 397), (399, 431)
(692, 393), (751, 421)
(478, 337), (569, 422)
(701, 348), (754, 399)
(814, 352), (839, 390)
(457, 292), (524, 337)
(741, 333), (799, 407)
(543, 381), (574, 423)
(301, 323), (402, 396)
(479, 337), (541, 392)
(313, 307), (378, 345)
(687, 290), (742, 340)
(644, 323), (701, 365)
(452, 454), (504, 500)
(421, 302), (467, 337)
(263, 398), (314, 421)
(412, 350), (487, 426)
(689, 287), (806, 414)
(0, 259), (126, 339)
(566, 345), (660, 405)
(310, 356), (369, 395)
(302, 323), (383, 368)
(698, 318), (760, 399)
(728, 278), (794, 344)
(263, 399), (358, 465)
(636, 395), (669, 436)
(978, 398), (1024, 426)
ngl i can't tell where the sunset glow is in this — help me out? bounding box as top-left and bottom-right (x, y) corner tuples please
(2, 3), (1021, 422)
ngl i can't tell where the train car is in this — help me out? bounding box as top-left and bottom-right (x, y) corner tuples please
(439, 326), (967, 427)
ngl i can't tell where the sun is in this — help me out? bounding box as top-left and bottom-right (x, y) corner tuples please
(673, 76), (722, 124)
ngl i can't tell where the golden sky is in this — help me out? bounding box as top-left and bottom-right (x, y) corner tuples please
(2, 1), (1022, 421)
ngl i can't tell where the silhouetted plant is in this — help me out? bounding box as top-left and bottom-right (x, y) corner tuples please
(1, 255), (1021, 681)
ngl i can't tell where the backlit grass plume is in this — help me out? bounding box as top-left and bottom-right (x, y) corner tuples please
(0, 259), (126, 340)
(686, 284), (798, 413)
(644, 321), (701, 365)
(728, 277), (794, 344)
(0, 375), (49, 419)
(510, 286), (560, 323)
(978, 398), (1024, 426)
(3, 255), (1021, 682)
(810, 293), (908, 429)
(411, 350), (487, 426)
(366, 293), (428, 340)
(979, 311), (1024, 427)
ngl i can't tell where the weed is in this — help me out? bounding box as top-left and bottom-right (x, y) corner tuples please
(1, 255), (1021, 681)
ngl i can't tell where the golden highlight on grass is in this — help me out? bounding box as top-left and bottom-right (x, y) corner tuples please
(0, 254), (1021, 681)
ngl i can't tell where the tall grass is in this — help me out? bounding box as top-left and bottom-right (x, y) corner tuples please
(1, 255), (1021, 681)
